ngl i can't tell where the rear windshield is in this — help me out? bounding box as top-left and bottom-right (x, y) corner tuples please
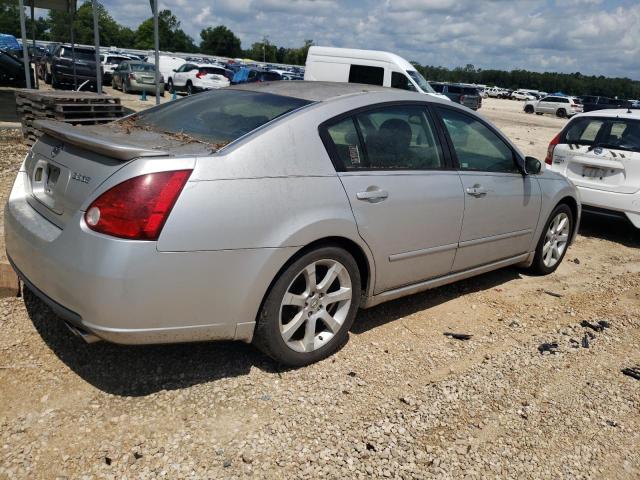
(130, 63), (155, 72)
(133, 89), (312, 144)
(463, 87), (479, 95)
(59, 47), (95, 61)
(200, 67), (227, 75)
(564, 117), (640, 152)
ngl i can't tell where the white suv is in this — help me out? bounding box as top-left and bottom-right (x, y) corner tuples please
(524, 96), (583, 118)
(546, 109), (640, 228)
(511, 90), (536, 101)
(168, 63), (230, 94)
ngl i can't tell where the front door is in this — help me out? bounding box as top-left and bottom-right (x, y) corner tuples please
(435, 107), (542, 271)
(322, 104), (464, 293)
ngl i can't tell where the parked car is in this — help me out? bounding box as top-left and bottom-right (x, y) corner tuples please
(101, 53), (132, 82)
(5, 82), (579, 367)
(524, 96), (583, 118)
(546, 109), (639, 228)
(579, 96), (627, 113)
(111, 61), (164, 95)
(0, 49), (34, 87)
(429, 82), (482, 110)
(511, 90), (536, 101)
(304, 46), (450, 101)
(145, 54), (185, 91)
(168, 62), (230, 94)
(49, 44), (98, 90)
(247, 69), (282, 83)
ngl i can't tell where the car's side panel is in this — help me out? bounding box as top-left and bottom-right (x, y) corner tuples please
(453, 172), (542, 271)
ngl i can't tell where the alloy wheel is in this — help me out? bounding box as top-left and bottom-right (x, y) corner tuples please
(542, 212), (570, 268)
(279, 259), (352, 353)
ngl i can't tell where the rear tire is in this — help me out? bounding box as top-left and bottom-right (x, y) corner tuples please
(122, 80), (129, 94)
(167, 78), (174, 92)
(186, 81), (193, 95)
(253, 246), (361, 367)
(556, 109), (567, 118)
(529, 204), (573, 275)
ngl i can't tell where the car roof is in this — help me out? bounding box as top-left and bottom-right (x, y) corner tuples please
(574, 109), (640, 120)
(229, 81), (419, 102)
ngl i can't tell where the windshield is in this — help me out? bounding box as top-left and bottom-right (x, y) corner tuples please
(134, 89), (312, 144)
(407, 70), (436, 94)
(130, 63), (155, 72)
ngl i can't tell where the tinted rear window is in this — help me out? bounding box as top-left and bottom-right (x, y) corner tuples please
(133, 89), (311, 144)
(349, 64), (384, 86)
(59, 47), (95, 61)
(130, 63), (155, 72)
(200, 67), (227, 75)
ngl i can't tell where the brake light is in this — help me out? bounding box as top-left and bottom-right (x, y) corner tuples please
(460, 95), (466, 103)
(129, 73), (136, 80)
(545, 132), (561, 165)
(84, 170), (192, 240)
(196, 70), (205, 78)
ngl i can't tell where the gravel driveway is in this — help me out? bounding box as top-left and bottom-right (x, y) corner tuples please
(0, 100), (639, 479)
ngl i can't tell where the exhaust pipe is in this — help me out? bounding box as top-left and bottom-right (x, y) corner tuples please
(64, 321), (102, 344)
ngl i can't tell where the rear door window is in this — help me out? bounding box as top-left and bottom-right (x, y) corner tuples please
(348, 65), (384, 86)
(324, 106), (444, 171)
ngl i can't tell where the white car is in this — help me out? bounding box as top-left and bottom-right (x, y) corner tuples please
(145, 55), (186, 91)
(546, 109), (640, 228)
(511, 90), (536, 101)
(101, 54), (133, 81)
(168, 63), (230, 94)
(524, 96), (583, 118)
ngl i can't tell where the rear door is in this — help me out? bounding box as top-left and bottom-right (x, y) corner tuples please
(435, 106), (542, 271)
(552, 116), (640, 194)
(321, 104), (464, 293)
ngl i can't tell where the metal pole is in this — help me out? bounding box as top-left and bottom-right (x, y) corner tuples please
(18, 0), (32, 89)
(92, 0), (102, 94)
(153, 0), (160, 105)
(70, 7), (77, 90)
(31, 3), (38, 89)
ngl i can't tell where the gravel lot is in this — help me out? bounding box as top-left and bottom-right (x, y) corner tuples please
(1, 98), (639, 479)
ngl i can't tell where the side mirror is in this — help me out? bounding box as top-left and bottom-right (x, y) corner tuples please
(525, 156), (542, 175)
(172, 69), (177, 72)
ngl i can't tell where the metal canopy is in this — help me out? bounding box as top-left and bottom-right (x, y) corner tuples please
(24, 0), (76, 10)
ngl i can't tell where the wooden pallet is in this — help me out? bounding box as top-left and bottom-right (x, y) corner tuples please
(15, 90), (125, 145)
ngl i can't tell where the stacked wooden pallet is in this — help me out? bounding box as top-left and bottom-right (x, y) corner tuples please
(15, 90), (126, 145)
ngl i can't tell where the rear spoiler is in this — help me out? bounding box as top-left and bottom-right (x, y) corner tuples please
(34, 120), (168, 161)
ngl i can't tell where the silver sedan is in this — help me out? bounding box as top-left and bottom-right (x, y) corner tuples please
(5, 82), (580, 366)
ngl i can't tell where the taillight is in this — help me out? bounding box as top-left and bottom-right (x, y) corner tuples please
(196, 70), (205, 78)
(545, 132), (561, 165)
(129, 73), (136, 80)
(460, 95), (466, 102)
(84, 170), (192, 240)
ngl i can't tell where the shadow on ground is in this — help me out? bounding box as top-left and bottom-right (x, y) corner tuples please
(24, 288), (278, 397)
(352, 266), (523, 334)
(578, 213), (639, 248)
(25, 266), (524, 397)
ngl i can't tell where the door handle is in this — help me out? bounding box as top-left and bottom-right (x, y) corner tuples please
(356, 189), (389, 202)
(465, 185), (487, 197)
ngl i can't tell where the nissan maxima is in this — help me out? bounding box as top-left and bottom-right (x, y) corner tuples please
(5, 82), (580, 366)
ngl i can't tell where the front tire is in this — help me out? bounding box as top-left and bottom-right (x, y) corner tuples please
(253, 246), (361, 367)
(529, 204), (573, 275)
(186, 81), (193, 95)
(524, 105), (534, 114)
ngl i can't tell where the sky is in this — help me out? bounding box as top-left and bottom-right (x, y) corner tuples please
(79, 0), (640, 79)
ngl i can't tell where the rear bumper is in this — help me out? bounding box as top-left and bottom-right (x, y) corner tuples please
(193, 81), (229, 91)
(5, 171), (296, 345)
(577, 185), (640, 228)
(129, 79), (164, 92)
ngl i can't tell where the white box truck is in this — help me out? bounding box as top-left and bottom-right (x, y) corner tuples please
(303, 46), (449, 101)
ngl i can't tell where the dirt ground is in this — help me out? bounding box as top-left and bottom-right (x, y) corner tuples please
(0, 98), (638, 479)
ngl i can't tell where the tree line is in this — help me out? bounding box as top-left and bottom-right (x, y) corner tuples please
(413, 63), (640, 100)
(1, 0), (638, 99)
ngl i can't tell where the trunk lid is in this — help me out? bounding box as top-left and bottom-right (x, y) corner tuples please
(553, 144), (640, 194)
(25, 120), (213, 228)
